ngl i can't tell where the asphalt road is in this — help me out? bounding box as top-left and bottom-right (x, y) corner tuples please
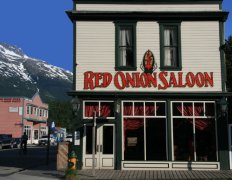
(0, 145), (64, 180)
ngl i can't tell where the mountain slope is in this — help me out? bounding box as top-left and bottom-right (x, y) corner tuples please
(0, 43), (73, 102)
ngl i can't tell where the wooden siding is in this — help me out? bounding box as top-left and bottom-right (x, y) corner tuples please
(75, 21), (222, 92)
(75, 4), (220, 12)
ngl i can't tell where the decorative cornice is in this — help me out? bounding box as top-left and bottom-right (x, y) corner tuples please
(67, 91), (232, 99)
(66, 11), (229, 22)
(72, 0), (222, 4)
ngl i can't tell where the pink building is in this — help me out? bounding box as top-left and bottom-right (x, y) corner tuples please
(0, 92), (48, 144)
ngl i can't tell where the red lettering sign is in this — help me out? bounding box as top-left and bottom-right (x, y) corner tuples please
(83, 71), (214, 90)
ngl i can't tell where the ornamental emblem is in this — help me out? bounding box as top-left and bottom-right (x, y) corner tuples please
(140, 50), (157, 74)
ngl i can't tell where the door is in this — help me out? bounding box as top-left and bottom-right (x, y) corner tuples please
(33, 129), (39, 144)
(229, 124), (232, 170)
(83, 124), (115, 169)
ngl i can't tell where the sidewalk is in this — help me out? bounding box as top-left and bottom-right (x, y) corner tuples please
(76, 169), (232, 180)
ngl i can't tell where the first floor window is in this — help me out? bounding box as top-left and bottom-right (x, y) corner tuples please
(123, 101), (167, 161)
(24, 126), (31, 140)
(84, 101), (115, 119)
(40, 127), (47, 137)
(172, 101), (217, 161)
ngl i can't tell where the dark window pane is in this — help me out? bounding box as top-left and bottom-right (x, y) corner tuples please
(86, 126), (96, 154)
(124, 118), (144, 160)
(196, 118), (216, 161)
(123, 102), (133, 116)
(146, 118), (167, 160)
(145, 102), (155, 116)
(205, 103), (215, 116)
(156, 102), (166, 116)
(134, 102), (144, 116)
(183, 103), (193, 116)
(173, 118), (194, 161)
(85, 102), (99, 117)
(100, 102), (114, 117)
(173, 103), (182, 116)
(231, 126), (232, 145)
(103, 126), (113, 154)
(194, 103), (204, 116)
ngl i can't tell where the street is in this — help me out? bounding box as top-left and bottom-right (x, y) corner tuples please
(0, 145), (64, 180)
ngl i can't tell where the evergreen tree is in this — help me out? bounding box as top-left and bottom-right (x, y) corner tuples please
(48, 101), (74, 132)
(221, 36), (232, 91)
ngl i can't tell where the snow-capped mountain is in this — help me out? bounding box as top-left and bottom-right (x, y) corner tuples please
(0, 43), (73, 102)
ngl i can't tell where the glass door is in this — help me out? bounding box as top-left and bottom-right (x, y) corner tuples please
(33, 129), (39, 144)
(83, 124), (115, 169)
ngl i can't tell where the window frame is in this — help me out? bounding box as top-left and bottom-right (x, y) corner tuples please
(171, 101), (218, 162)
(159, 22), (182, 71)
(122, 100), (167, 161)
(83, 100), (115, 119)
(115, 21), (137, 71)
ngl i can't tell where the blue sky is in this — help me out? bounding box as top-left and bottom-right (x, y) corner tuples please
(0, 0), (231, 71)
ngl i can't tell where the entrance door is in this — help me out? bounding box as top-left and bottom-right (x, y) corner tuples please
(83, 124), (115, 169)
(229, 124), (232, 170)
(33, 129), (39, 144)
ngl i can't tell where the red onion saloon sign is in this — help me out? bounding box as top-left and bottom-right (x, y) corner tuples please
(83, 71), (214, 90)
(83, 50), (213, 90)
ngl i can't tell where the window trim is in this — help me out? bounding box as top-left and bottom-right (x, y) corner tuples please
(83, 100), (115, 119)
(159, 22), (182, 71)
(170, 101), (218, 162)
(121, 100), (167, 161)
(115, 21), (137, 71)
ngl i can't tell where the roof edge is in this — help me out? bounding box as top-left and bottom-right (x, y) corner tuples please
(72, 0), (223, 4)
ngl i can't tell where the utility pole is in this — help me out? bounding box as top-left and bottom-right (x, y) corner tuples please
(46, 120), (51, 165)
(92, 111), (96, 176)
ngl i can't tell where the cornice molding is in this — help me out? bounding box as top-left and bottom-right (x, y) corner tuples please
(67, 91), (232, 98)
(72, 0), (222, 4)
(66, 11), (229, 22)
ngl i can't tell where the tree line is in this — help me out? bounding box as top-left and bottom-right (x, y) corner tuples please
(221, 36), (232, 91)
(47, 100), (74, 133)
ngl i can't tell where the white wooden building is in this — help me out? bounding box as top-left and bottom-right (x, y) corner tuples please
(67, 0), (231, 170)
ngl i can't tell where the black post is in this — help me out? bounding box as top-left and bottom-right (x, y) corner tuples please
(46, 123), (51, 165)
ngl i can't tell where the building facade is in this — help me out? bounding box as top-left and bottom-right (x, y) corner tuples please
(0, 92), (48, 144)
(67, 0), (231, 170)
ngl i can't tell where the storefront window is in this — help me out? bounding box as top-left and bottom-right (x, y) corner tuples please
(172, 101), (217, 162)
(195, 118), (216, 161)
(123, 101), (167, 161)
(124, 118), (144, 160)
(40, 127), (47, 137)
(145, 102), (155, 116)
(84, 101), (114, 119)
(24, 125), (31, 140)
(123, 102), (133, 116)
(173, 118), (194, 161)
(146, 118), (166, 160)
(134, 102), (144, 116)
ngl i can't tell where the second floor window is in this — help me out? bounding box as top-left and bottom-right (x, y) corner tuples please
(115, 22), (137, 71)
(160, 22), (182, 70)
